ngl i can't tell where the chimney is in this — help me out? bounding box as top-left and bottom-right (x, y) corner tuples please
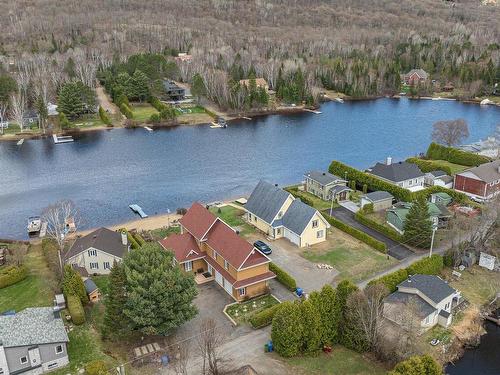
(322, 172), (326, 176)
(121, 231), (128, 246)
(386, 157), (392, 165)
(274, 184), (278, 187)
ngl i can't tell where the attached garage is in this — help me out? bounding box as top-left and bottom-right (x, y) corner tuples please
(215, 270), (223, 286)
(284, 228), (301, 246)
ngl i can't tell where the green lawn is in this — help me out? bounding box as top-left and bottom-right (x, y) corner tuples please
(69, 114), (105, 128)
(92, 276), (110, 296)
(0, 244), (55, 312)
(285, 346), (386, 375)
(209, 205), (256, 237)
(150, 226), (181, 240)
(302, 232), (398, 283)
(427, 160), (469, 175)
(446, 265), (500, 306)
(176, 105), (206, 115)
(226, 294), (280, 325)
(130, 103), (159, 122)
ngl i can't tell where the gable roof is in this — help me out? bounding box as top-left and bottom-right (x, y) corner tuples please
(362, 191), (393, 202)
(405, 69), (428, 79)
(65, 227), (128, 260)
(179, 202), (218, 240)
(84, 278), (98, 294)
(427, 170), (448, 178)
(367, 161), (424, 183)
(457, 159), (500, 183)
(388, 202), (451, 222)
(281, 199), (320, 235)
(398, 274), (456, 304)
(159, 232), (204, 263)
(245, 180), (292, 224)
(384, 291), (436, 318)
(304, 170), (344, 186)
(0, 307), (69, 347)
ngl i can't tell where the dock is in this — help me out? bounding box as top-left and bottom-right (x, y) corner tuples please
(16, 139), (24, 146)
(39, 222), (47, 238)
(53, 134), (74, 144)
(304, 109), (322, 114)
(144, 126), (153, 132)
(129, 204), (148, 218)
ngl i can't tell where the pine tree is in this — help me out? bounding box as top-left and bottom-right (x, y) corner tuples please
(191, 73), (206, 103)
(62, 265), (87, 304)
(131, 70), (150, 102)
(271, 301), (303, 357)
(58, 81), (95, 119)
(102, 261), (130, 339)
(335, 280), (358, 345)
(403, 195), (433, 249)
(317, 285), (338, 345)
(123, 242), (198, 335)
(300, 300), (321, 354)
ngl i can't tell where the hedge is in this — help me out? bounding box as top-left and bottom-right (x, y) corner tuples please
(269, 263), (297, 291)
(426, 142), (490, 167)
(149, 96), (167, 112)
(285, 187), (315, 207)
(98, 106), (112, 126)
(354, 211), (403, 243)
(120, 103), (133, 119)
(133, 233), (146, 246)
(0, 265), (28, 289)
(66, 294), (85, 325)
(249, 303), (282, 329)
(324, 215), (387, 253)
(368, 268), (408, 293)
(406, 157), (453, 175)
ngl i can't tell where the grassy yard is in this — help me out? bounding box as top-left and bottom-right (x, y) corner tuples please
(209, 205), (256, 237)
(130, 103), (159, 122)
(302, 229), (398, 283)
(225, 294), (280, 325)
(0, 124), (41, 135)
(284, 346), (387, 375)
(446, 265), (500, 306)
(285, 186), (337, 211)
(69, 114), (105, 128)
(427, 159), (469, 175)
(0, 243), (55, 312)
(92, 276), (110, 296)
(175, 105), (206, 115)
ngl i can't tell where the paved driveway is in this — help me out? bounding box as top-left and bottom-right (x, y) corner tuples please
(339, 200), (360, 213)
(326, 207), (414, 260)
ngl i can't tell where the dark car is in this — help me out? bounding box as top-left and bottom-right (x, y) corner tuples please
(254, 240), (272, 255)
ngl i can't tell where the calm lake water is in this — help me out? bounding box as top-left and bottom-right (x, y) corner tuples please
(0, 98), (499, 239)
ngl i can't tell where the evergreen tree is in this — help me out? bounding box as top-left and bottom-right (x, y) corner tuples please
(35, 96), (48, 131)
(271, 301), (303, 357)
(131, 70), (150, 101)
(58, 112), (71, 129)
(102, 261), (130, 339)
(58, 81), (95, 119)
(389, 355), (443, 375)
(123, 242), (198, 335)
(403, 195), (433, 249)
(62, 265), (87, 304)
(191, 73), (206, 103)
(335, 280), (358, 345)
(300, 300), (321, 354)
(0, 74), (17, 104)
(316, 285), (338, 345)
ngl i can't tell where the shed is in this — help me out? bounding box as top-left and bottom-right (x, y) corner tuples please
(360, 191), (394, 211)
(84, 278), (101, 302)
(54, 294), (66, 310)
(430, 192), (453, 206)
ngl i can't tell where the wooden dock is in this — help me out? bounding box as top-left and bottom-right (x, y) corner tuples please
(39, 222), (47, 238)
(129, 204), (148, 218)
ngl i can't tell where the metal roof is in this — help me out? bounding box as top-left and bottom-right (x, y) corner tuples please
(84, 278), (98, 294)
(362, 191), (393, 202)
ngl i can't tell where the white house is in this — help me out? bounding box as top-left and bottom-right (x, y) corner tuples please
(367, 158), (425, 192)
(424, 170), (454, 188)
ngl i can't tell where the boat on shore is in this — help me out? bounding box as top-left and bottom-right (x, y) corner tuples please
(210, 117), (227, 128)
(27, 216), (42, 235)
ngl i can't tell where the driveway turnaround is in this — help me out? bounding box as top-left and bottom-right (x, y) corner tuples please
(325, 207), (414, 260)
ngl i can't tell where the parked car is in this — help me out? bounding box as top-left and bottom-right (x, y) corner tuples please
(254, 240), (272, 255)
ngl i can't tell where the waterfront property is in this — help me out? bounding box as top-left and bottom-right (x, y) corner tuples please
(360, 191), (393, 211)
(403, 69), (429, 86)
(239, 78), (269, 91)
(304, 170), (351, 201)
(458, 137), (499, 159)
(245, 180), (330, 247)
(453, 159), (500, 201)
(64, 227), (130, 275)
(163, 80), (185, 101)
(159, 202), (276, 301)
(386, 201), (451, 234)
(383, 274), (461, 329)
(367, 157), (425, 191)
(0, 307), (70, 374)
(424, 170), (454, 188)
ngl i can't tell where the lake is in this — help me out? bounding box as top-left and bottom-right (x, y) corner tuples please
(0, 98), (498, 239)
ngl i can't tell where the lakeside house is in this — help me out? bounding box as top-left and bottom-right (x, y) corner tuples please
(174, 53), (192, 63)
(366, 158), (425, 192)
(458, 137), (499, 159)
(238, 78), (269, 91)
(304, 170), (352, 202)
(23, 110), (39, 127)
(402, 69), (429, 86)
(453, 159), (500, 201)
(383, 274), (461, 329)
(0, 307), (69, 374)
(245, 180), (330, 247)
(159, 203), (276, 301)
(163, 80), (185, 101)
(424, 170), (454, 188)
(64, 227), (130, 276)
(386, 201), (451, 234)
(360, 191), (394, 211)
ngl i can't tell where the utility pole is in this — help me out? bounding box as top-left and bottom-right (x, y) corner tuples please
(429, 226), (437, 258)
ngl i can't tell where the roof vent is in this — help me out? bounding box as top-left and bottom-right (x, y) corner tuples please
(322, 172), (326, 176)
(274, 184), (278, 187)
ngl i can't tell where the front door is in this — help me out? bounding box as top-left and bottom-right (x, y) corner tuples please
(28, 347), (41, 367)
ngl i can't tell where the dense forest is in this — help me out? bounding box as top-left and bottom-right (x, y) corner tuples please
(0, 0), (499, 110)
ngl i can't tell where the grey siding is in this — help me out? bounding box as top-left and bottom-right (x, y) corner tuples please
(4, 342), (68, 374)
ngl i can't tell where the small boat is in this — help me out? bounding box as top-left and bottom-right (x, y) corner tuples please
(334, 97), (344, 103)
(210, 117), (227, 128)
(144, 126), (153, 132)
(53, 134), (74, 144)
(17, 139), (24, 146)
(129, 204), (148, 218)
(27, 216), (42, 234)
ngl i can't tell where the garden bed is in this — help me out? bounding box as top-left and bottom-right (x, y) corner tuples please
(225, 294), (280, 325)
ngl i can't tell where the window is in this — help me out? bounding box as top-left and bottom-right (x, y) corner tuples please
(239, 287), (246, 296)
(55, 345), (64, 354)
(88, 249), (97, 257)
(254, 216), (257, 222)
(0, 368), (4, 375)
(103, 261), (110, 269)
(224, 260), (229, 270)
(90, 262), (99, 270)
(20, 356), (28, 365)
(408, 180), (413, 186)
(316, 230), (324, 238)
(248, 213), (252, 220)
(213, 251), (218, 260)
(312, 219), (319, 228)
(184, 261), (192, 272)
(276, 228), (282, 235)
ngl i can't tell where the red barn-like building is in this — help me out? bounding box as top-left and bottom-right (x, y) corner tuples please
(454, 160), (500, 201)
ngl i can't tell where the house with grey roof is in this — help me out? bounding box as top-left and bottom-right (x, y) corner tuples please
(360, 191), (394, 211)
(65, 227), (130, 275)
(424, 170), (454, 188)
(454, 159), (500, 201)
(304, 171), (352, 201)
(0, 307), (69, 374)
(245, 180), (330, 247)
(366, 157), (425, 192)
(384, 274), (461, 329)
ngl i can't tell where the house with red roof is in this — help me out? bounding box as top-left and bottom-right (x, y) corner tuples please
(159, 203), (276, 301)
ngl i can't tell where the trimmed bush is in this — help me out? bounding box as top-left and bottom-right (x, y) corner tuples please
(149, 113), (160, 123)
(325, 215), (387, 253)
(270, 263), (297, 291)
(133, 233), (146, 246)
(149, 96), (167, 112)
(116, 93), (129, 107)
(354, 211), (403, 242)
(271, 301), (303, 357)
(120, 103), (133, 119)
(426, 142), (490, 166)
(249, 303), (281, 328)
(406, 157), (453, 175)
(0, 265), (28, 289)
(360, 203), (373, 214)
(407, 254), (443, 276)
(98, 106), (112, 126)
(66, 294), (86, 325)
(368, 268), (408, 293)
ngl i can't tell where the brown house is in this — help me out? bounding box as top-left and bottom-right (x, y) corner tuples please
(160, 203), (275, 301)
(239, 78), (269, 91)
(403, 69), (429, 86)
(454, 159), (500, 201)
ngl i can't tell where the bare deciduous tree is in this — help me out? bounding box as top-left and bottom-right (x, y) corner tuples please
(197, 318), (226, 375)
(10, 92), (26, 132)
(0, 101), (8, 135)
(7, 243), (28, 267)
(432, 119), (469, 146)
(173, 342), (190, 375)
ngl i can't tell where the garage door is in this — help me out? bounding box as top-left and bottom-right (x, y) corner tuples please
(215, 270), (223, 286)
(223, 278), (233, 295)
(284, 228), (300, 246)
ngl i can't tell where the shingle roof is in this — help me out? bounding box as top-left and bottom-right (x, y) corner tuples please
(65, 227), (128, 260)
(399, 275), (456, 304)
(84, 278), (98, 294)
(362, 191), (394, 202)
(281, 199), (318, 235)
(245, 180), (291, 224)
(457, 159), (500, 183)
(0, 307), (69, 347)
(159, 232), (204, 263)
(385, 291), (436, 318)
(405, 69), (429, 79)
(367, 161), (424, 182)
(428, 170), (448, 178)
(304, 171), (343, 186)
(179, 202), (217, 240)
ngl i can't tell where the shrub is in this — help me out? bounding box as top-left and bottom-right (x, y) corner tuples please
(325, 215), (387, 253)
(269, 263), (297, 291)
(176, 208), (187, 215)
(133, 233), (146, 246)
(349, 180), (356, 190)
(42, 239), (62, 282)
(443, 250), (454, 267)
(85, 360), (108, 375)
(271, 301), (303, 357)
(149, 96), (166, 112)
(354, 211), (403, 242)
(362, 184), (368, 194)
(120, 103), (133, 119)
(62, 265), (87, 303)
(249, 303), (281, 328)
(149, 113), (160, 123)
(116, 93), (129, 107)
(0, 265), (28, 289)
(59, 112), (71, 129)
(406, 157), (452, 175)
(66, 294), (86, 325)
(426, 142), (490, 166)
(406, 254), (443, 276)
(98, 106), (112, 126)
(360, 203), (373, 214)
(368, 268), (408, 293)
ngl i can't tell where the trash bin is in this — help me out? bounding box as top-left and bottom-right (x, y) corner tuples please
(267, 341), (274, 352)
(161, 355), (169, 366)
(296, 288), (304, 297)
